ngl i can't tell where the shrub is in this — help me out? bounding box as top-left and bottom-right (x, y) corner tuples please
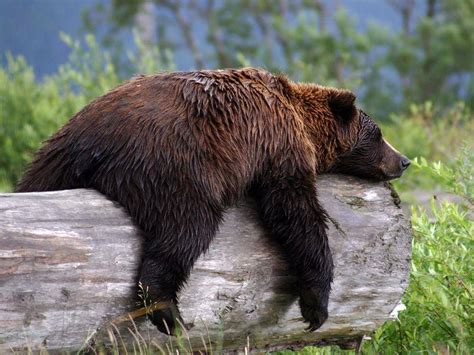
(381, 102), (474, 194)
(0, 54), (83, 190)
(363, 147), (473, 354)
(0, 34), (173, 191)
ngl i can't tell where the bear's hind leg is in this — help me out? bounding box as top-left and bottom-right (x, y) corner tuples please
(138, 198), (223, 335)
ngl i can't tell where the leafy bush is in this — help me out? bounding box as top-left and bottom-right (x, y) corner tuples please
(382, 102), (473, 163)
(362, 147), (473, 354)
(0, 34), (173, 191)
(381, 102), (474, 196)
(0, 54), (83, 191)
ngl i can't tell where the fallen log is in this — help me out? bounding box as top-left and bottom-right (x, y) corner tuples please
(0, 175), (411, 353)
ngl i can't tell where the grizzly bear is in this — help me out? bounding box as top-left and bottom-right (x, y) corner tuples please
(16, 68), (410, 334)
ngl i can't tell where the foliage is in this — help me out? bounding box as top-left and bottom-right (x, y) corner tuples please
(386, 0), (474, 108)
(0, 54), (82, 191)
(0, 34), (172, 192)
(55, 33), (121, 102)
(413, 147), (474, 205)
(381, 101), (474, 195)
(362, 148), (474, 354)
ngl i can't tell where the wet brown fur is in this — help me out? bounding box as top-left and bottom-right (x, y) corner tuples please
(16, 68), (407, 333)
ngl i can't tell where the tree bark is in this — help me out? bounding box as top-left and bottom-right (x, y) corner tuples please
(0, 175), (411, 353)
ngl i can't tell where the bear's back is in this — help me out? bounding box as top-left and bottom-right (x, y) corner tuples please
(70, 67), (289, 130)
(16, 68), (296, 197)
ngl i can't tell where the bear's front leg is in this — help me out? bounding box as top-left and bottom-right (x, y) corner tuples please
(255, 174), (334, 331)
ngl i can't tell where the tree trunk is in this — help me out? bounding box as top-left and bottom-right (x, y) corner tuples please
(0, 175), (411, 353)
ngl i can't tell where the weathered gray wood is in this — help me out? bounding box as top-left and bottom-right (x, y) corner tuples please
(0, 175), (411, 353)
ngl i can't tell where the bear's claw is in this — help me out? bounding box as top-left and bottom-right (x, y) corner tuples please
(147, 303), (187, 336)
(299, 287), (329, 331)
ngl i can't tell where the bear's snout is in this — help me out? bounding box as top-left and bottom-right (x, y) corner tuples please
(381, 156), (409, 180)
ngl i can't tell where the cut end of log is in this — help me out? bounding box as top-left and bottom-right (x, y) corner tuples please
(0, 174), (412, 352)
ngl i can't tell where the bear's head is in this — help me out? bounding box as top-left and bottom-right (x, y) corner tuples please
(324, 89), (410, 181)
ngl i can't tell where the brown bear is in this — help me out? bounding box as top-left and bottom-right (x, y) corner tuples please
(16, 68), (410, 334)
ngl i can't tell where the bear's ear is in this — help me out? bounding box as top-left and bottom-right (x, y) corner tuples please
(327, 89), (357, 122)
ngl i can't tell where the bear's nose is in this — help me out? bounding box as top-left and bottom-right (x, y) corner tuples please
(400, 156), (411, 170)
